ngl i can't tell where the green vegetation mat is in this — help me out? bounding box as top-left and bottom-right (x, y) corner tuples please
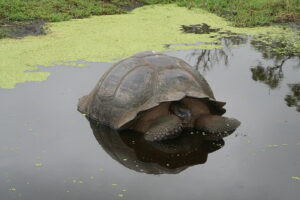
(0, 1), (299, 89)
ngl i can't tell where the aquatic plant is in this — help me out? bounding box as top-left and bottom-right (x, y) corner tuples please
(0, 4), (296, 89)
(251, 33), (300, 60)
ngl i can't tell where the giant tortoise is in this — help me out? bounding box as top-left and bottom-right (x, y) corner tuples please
(78, 51), (240, 141)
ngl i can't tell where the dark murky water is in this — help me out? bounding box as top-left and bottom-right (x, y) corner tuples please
(0, 39), (299, 200)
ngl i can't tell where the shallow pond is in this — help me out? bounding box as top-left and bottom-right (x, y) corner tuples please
(0, 38), (299, 200)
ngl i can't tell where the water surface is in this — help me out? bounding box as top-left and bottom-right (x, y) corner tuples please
(0, 40), (299, 200)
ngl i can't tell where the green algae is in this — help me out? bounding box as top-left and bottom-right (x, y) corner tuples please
(291, 176), (300, 181)
(251, 31), (300, 59)
(0, 4), (292, 89)
(8, 187), (16, 192)
(34, 162), (43, 167)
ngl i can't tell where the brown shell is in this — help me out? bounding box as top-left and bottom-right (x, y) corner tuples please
(78, 51), (225, 129)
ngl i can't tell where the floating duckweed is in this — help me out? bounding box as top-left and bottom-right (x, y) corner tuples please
(72, 180), (77, 183)
(118, 194), (124, 198)
(123, 158), (128, 161)
(99, 168), (104, 172)
(90, 176), (94, 180)
(266, 145), (279, 148)
(78, 180), (83, 184)
(9, 188), (16, 192)
(34, 163), (43, 167)
(0, 4), (291, 89)
(112, 184), (118, 186)
(281, 144), (288, 146)
(122, 189), (127, 192)
(291, 176), (300, 181)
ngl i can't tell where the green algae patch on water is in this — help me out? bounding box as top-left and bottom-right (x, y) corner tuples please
(0, 4), (288, 89)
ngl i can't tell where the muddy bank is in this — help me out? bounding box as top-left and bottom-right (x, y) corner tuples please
(0, 20), (48, 39)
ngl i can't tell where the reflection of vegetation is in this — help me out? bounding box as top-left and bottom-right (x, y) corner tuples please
(219, 32), (248, 46)
(250, 32), (300, 89)
(285, 84), (300, 112)
(250, 64), (284, 89)
(250, 33), (300, 113)
(189, 32), (247, 72)
(191, 49), (229, 72)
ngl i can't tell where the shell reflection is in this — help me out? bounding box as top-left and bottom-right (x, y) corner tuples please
(88, 118), (226, 175)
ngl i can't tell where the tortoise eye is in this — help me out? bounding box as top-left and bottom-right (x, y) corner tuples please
(176, 108), (191, 120)
(169, 101), (191, 120)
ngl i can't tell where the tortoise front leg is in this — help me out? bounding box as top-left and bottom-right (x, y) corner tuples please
(144, 115), (183, 142)
(194, 114), (241, 138)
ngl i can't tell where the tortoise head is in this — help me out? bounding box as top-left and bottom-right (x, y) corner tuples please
(169, 101), (241, 139)
(169, 101), (191, 123)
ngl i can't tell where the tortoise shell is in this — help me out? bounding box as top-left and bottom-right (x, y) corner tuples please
(78, 51), (225, 129)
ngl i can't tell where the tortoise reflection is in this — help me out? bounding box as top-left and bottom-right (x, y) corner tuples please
(88, 119), (226, 175)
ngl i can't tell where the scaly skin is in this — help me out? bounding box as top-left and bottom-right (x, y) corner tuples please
(144, 115), (182, 142)
(144, 101), (241, 142)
